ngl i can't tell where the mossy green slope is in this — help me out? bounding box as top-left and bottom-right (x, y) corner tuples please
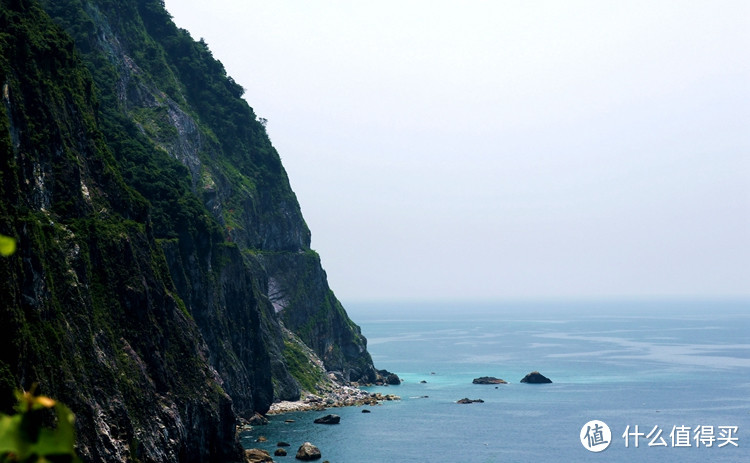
(0, 0), (377, 461)
(34, 0), (376, 387)
(0, 1), (240, 461)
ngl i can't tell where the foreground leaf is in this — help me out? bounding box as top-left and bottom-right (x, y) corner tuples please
(0, 235), (15, 256)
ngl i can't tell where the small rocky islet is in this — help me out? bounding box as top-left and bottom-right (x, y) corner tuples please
(471, 371), (552, 385)
(520, 371), (553, 384)
(472, 376), (508, 384)
(457, 398), (485, 404)
(313, 414), (340, 425)
(459, 371), (552, 403)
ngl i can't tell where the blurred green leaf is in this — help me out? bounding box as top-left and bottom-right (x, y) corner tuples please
(0, 235), (16, 256)
(0, 394), (79, 463)
(31, 403), (76, 456)
(0, 413), (24, 455)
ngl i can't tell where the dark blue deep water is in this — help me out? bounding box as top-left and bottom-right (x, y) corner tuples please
(242, 300), (750, 462)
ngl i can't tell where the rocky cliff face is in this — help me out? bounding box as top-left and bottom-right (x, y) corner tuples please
(0, 0), (376, 461)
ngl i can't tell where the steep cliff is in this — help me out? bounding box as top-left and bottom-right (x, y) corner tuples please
(0, 0), (376, 461)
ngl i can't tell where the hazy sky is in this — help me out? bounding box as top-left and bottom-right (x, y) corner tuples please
(164, 1), (749, 302)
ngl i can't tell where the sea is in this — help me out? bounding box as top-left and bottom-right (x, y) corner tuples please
(241, 300), (750, 462)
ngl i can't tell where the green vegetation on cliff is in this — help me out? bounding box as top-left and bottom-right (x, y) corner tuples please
(0, 3), (240, 461)
(0, 1), (377, 462)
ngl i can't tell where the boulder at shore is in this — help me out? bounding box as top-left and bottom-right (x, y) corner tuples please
(472, 376), (507, 384)
(520, 371), (552, 384)
(376, 369), (402, 385)
(296, 442), (322, 460)
(313, 414), (341, 424)
(244, 448), (273, 463)
(456, 398), (485, 404)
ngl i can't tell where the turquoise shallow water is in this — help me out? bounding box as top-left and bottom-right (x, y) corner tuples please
(242, 300), (750, 462)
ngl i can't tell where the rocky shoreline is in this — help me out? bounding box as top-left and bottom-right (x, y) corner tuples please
(241, 384), (400, 461)
(267, 385), (400, 415)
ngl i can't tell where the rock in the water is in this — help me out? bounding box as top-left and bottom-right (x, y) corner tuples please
(296, 442), (322, 460)
(472, 376), (507, 384)
(313, 414), (340, 424)
(275, 448), (288, 456)
(376, 369), (401, 385)
(278, 441), (291, 447)
(456, 398), (484, 404)
(520, 371), (552, 384)
(386, 373), (401, 385)
(245, 448), (273, 463)
(361, 409), (371, 413)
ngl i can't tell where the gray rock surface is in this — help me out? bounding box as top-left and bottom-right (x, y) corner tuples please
(457, 398), (485, 404)
(314, 414), (341, 424)
(520, 371), (552, 383)
(472, 376), (507, 384)
(245, 449), (273, 462)
(296, 442), (322, 460)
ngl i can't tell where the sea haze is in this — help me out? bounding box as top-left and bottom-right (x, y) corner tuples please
(244, 300), (750, 462)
